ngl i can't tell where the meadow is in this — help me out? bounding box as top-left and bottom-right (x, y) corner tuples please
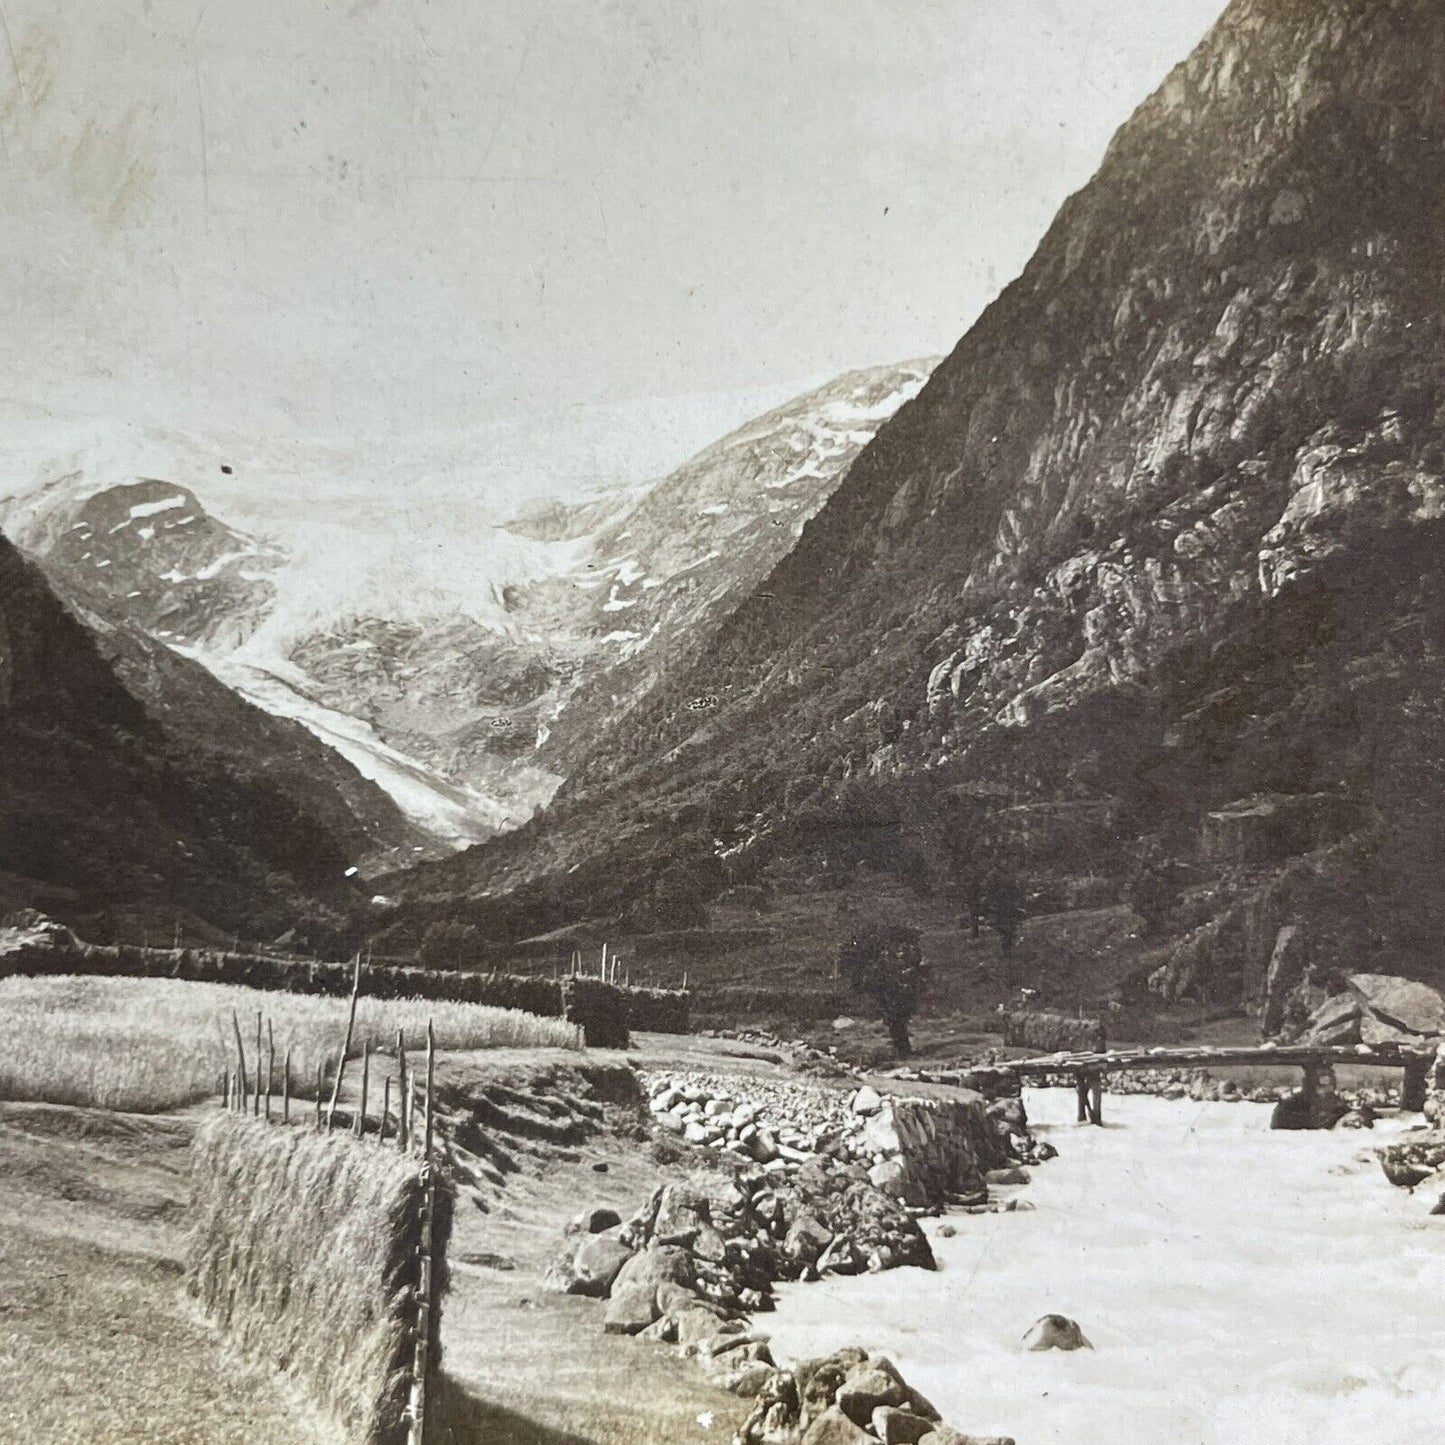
(0, 974), (581, 1113)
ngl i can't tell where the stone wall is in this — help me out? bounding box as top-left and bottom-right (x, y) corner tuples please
(1003, 1009), (1105, 1053)
(862, 1092), (1020, 1208)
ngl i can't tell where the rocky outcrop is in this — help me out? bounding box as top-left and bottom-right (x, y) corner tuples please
(385, 0), (1445, 1019)
(1200, 794), (1360, 868)
(1348, 975), (1445, 1041)
(736, 1348), (1013, 1445)
(1290, 974), (1445, 1048)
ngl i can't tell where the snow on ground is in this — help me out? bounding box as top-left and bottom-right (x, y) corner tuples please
(765, 1090), (1445, 1445)
(179, 647), (511, 847)
(128, 495), (188, 519)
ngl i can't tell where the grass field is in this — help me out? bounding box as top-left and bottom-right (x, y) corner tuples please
(0, 974), (582, 1113)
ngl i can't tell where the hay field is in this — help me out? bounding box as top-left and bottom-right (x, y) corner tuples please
(0, 974), (581, 1113)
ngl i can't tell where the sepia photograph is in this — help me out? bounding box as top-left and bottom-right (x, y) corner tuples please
(2, 1), (1443, 1441)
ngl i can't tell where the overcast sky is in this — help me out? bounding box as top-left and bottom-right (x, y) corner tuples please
(0, 0), (1227, 510)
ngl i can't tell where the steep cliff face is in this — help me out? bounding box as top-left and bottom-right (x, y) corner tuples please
(389, 0), (1445, 1002)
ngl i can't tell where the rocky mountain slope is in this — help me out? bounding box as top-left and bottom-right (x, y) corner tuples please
(385, 0), (1445, 1014)
(267, 360), (934, 827)
(1, 362), (933, 846)
(0, 531), (388, 946)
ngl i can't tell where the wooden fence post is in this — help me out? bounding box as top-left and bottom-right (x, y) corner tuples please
(325, 954), (364, 1132)
(424, 1021), (435, 1161)
(356, 1042), (371, 1138)
(381, 1075), (391, 1144)
(283, 1045), (292, 1124)
(231, 1011), (250, 1114)
(253, 1010), (263, 1118)
(397, 1030), (410, 1153)
(315, 1060), (324, 1131)
(265, 1018), (275, 1123)
(407, 1019), (439, 1445)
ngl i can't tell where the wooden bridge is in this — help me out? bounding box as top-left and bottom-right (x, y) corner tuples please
(999, 1042), (1436, 1126)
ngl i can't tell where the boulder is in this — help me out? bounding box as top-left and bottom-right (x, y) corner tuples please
(570, 1206), (623, 1235)
(796, 1350), (869, 1423)
(835, 1364), (909, 1423)
(1378, 1154), (1436, 1189)
(784, 1212), (834, 1269)
(541, 1237), (583, 1294)
(919, 1433), (1016, 1445)
(1021, 1314), (1092, 1351)
(1261, 924), (1305, 1036)
(1361, 1012), (1421, 1048)
(987, 1098), (1028, 1134)
(1270, 1090), (1311, 1131)
(869, 1159), (910, 1195)
(851, 1086), (884, 1116)
(986, 1166), (1030, 1187)
(602, 1244), (695, 1334)
(570, 1234), (634, 1296)
(654, 1183), (711, 1245)
(603, 1280), (661, 1334)
(719, 1361), (779, 1398)
(1334, 1105), (1375, 1130)
(1349, 974), (1445, 1038)
(1301, 993), (1361, 1046)
(872, 1406), (935, 1445)
(801, 1406), (875, 1445)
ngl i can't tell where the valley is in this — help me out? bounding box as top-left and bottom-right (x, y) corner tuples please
(3, 2), (1445, 1442)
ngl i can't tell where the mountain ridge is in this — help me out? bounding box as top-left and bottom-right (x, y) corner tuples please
(382, 0), (1445, 1015)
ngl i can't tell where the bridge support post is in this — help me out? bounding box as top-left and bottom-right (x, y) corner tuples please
(1402, 1056), (1429, 1113)
(1075, 1073), (1090, 1124)
(1301, 1061), (1341, 1129)
(1087, 1071), (1103, 1126)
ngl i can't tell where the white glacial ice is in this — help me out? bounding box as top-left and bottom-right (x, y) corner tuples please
(764, 1089), (1445, 1445)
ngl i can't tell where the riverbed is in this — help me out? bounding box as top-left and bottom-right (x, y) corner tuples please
(765, 1089), (1445, 1445)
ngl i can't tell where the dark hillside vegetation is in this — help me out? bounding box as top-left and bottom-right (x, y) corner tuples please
(0, 535), (367, 950)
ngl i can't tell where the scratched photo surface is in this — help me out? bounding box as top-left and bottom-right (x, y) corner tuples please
(2, 3), (1442, 1443)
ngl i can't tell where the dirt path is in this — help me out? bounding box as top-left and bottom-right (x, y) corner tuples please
(0, 1102), (336, 1445)
(413, 1047), (752, 1445)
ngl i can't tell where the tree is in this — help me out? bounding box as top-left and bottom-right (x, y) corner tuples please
(419, 919), (482, 966)
(837, 922), (927, 1056)
(982, 867), (1025, 959)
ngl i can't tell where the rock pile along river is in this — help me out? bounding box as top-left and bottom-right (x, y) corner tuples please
(763, 1089), (1445, 1445)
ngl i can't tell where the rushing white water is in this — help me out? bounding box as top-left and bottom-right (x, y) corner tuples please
(765, 1090), (1445, 1445)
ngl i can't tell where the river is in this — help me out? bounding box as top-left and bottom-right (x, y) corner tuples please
(764, 1089), (1444, 1445)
